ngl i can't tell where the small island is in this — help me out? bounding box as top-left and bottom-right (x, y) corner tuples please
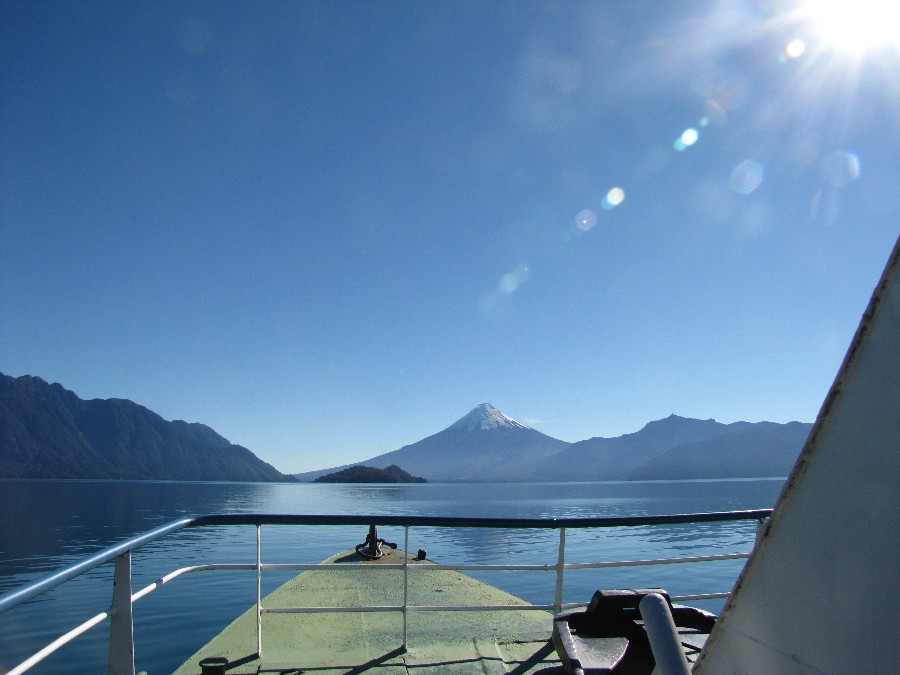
(314, 464), (427, 484)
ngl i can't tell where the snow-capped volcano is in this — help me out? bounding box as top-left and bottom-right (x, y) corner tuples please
(448, 403), (532, 432)
(294, 403), (568, 482)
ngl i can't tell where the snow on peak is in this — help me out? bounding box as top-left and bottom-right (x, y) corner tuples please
(448, 403), (532, 432)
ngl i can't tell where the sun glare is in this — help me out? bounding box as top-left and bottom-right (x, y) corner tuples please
(802, 0), (900, 54)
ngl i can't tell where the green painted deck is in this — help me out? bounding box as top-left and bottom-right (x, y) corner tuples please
(174, 548), (563, 674)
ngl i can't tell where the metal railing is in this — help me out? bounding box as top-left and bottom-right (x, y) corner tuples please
(0, 510), (771, 675)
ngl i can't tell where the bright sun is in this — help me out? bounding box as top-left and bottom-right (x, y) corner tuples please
(802, 0), (900, 54)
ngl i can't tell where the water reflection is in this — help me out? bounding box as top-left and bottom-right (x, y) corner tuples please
(0, 480), (270, 584)
(0, 478), (780, 590)
(0, 478), (781, 674)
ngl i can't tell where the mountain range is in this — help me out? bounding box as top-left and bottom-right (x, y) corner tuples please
(1, 373), (812, 483)
(0, 373), (291, 481)
(294, 403), (812, 482)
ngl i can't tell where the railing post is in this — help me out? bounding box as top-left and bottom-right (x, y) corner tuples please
(256, 524), (262, 658)
(108, 552), (135, 675)
(754, 516), (769, 552)
(402, 525), (409, 651)
(554, 527), (566, 615)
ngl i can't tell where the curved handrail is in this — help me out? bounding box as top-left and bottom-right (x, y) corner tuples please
(0, 509), (771, 616)
(0, 509), (772, 674)
(0, 517), (195, 614)
(191, 509), (772, 529)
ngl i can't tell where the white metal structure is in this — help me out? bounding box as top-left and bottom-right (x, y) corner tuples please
(696, 236), (900, 674)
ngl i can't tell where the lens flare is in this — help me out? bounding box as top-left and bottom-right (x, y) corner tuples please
(635, 146), (672, 180)
(821, 151), (860, 187)
(731, 160), (765, 195)
(602, 187), (625, 210)
(674, 128), (699, 151)
(576, 209), (597, 231)
(785, 39), (806, 58)
(703, 100), (727, 126)
(498, 263), (532, 295)
(801, 0), (900, 54)
(811, 189), (841, 225)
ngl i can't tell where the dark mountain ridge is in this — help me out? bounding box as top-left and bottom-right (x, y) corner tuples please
(0, 373), (291, 481)
(534, 415), (758, 481)
(295, 406), (812, 483)
(628, 421), (813, 480)
(314, 464), (427, 483)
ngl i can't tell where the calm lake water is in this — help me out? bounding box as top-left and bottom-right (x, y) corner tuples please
(0, 478), (784, 674)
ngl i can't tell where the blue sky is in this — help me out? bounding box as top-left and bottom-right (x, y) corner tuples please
(2, 1), (898, 473)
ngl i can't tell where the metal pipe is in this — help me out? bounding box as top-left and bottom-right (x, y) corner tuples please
(5, 611), (109, 675)
(671, 592), (731, 601)
(254, 551), (749, 573)
(560, 552), (751, 570)
(639, 593), (691, 675)
(754, 515), (769, 552)
(0, 510), (771, 616)
(554, 527), (566, 615)
(0, 517), (195, 615)
(256, 524), (262, 658)
(108, 553), (135, 675)
(402, 525), (409, 651)
(190, 509), (773, 530)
